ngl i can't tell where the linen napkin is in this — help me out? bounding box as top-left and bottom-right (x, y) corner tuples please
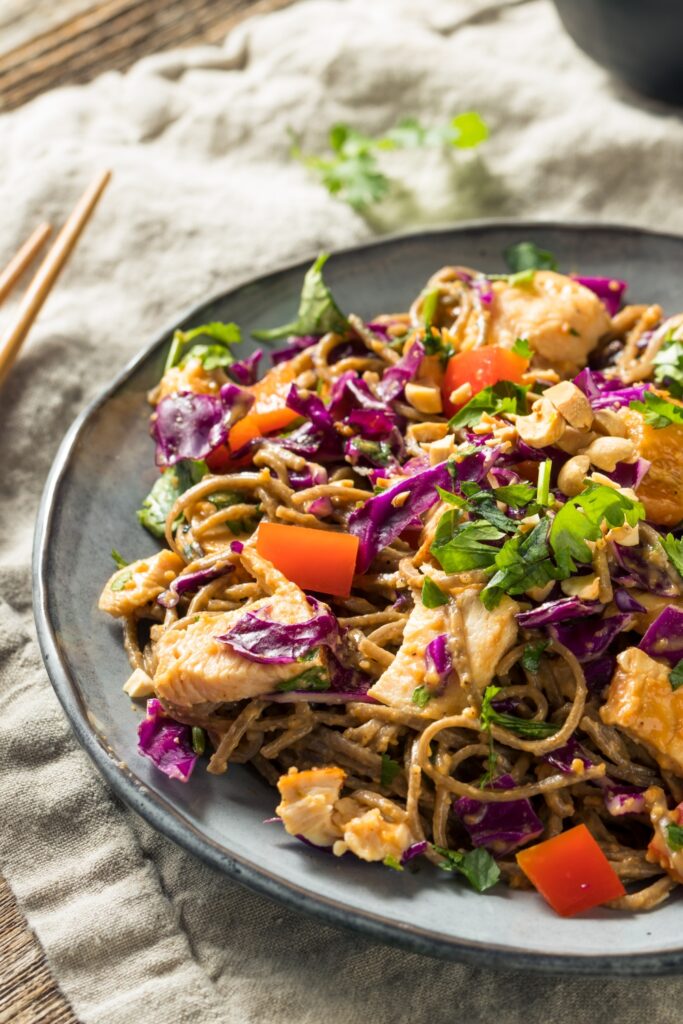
(2, 0), (683, 1021)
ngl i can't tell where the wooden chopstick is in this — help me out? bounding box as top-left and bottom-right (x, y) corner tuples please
(0, 222), (52, 305)
(0, 169), (111, 390)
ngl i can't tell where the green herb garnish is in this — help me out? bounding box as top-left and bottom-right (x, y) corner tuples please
(137, 460), (208, 538)
(504, 241), (558, 273)
(291, 113), (488, 211)
(380, 753), (402, 788)
(412, 685), (432, 709)
(430, 514), (503, 573)
(253, 253), (348, 341)
(630, 391), (683, 429)
(433, 845), (501, 893)
(666, 822), (683, 852)
(481, 520), (558, 610)
(521, 640), (549, 675)
(383, 854), (404, 871)
(662, 533), (683, 578)
(191, 727), (206, 756)
(512, 337), (533, 359)
(549, 483), (644, 577)
(669, 661), (683, 692)
(164, 321), (241, 372)
(492, 482), (536, 508)
(480, 684), (558, 738)
(652, 332), (683, 397)
(448, 381), (528, 431)
(536, 458), (552, 507)
(421, 576), (449, 608)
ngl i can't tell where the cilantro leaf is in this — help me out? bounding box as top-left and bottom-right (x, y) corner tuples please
(667, 822), (683, 851)
(412, 685), (432, 709)
(492, 482), (536, 508)
(512, 337), (533, 359)
(550, 483), (644, 577)
(276, 665), (331, 692)
(630, 391), (683, 429)
(181, 343), (236, 371)
(380, 753), (402, 788)
(481, 519), (558, 610)
(430, 513), (503, 573)
(111, 548), (128, 570)
(136, 461), (208, 538)
(165, 321), (241, 371)
(433, 845), (500, 893)
(421, 576), (449, 608)
(480, 684), (558, 738)
(652, 333), (683, 398)
(504, 241), (558, 273)
(662, 533), (683, 578)
(670, 661), (683, 692)
(448, 381), (528, 431)
(521, 640), (549, 675)
(253, 253), (348, 341)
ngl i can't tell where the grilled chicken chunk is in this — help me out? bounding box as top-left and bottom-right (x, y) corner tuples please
(368, 588), (518, 715)
(154, 548), (329, 706)
(600, 647), (683, 776)
(276, 767), (413, 861)
(99, 550), (184, 618)
(489, 271), (610, 377)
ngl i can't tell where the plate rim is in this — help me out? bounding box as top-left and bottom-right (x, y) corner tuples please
(33, 219), (683, 975)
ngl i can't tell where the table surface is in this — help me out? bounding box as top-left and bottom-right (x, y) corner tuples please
(0, 2), (291, 1019)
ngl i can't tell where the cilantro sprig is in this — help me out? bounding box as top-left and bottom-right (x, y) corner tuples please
(662, 534), (683, 578)
(480, 685), (558, 739)
(164, 321), (241, 373)
(448, 381), (528, 431)
(421, 577), (449, 608)
(667, 822), (683, 852)
(380, 754), (401, 788)
(481, 519), (559, 610)
(669, 661), (683, 692)
(652, 331), (683, 397)
(549, 483), (644, 576)
(504, 241), (558, 273)
(630, 391), (683, 429)
(253, 253), (348, 341)
(433, 844), (500, 893)
(291, 114), (488, 211)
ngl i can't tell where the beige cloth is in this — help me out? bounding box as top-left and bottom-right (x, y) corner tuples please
(2, 0), (683, 1021)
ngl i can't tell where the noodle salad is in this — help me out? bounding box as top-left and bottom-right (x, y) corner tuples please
(100, 247), (683, 917)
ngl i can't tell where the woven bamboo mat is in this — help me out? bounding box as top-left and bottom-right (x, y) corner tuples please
(0, 2), (295, 1018)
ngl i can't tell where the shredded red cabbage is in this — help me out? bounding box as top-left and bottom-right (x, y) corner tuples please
(639, 606), (683, 665)
(271, 335), (319, 366)
(549, 613), (629, 662)
(517, 596), (603, 629)
(571, 275), (627, 318)
(158, 563), (234, 608)
(217, 597), (339, 663)
(137, 699), (198, 782)
(614, 589), (646, 614)
(376, 339), (425, 401)
(573, 368), (648, 410)
(348, 461), (453, 573)
(453, 774), (543, 855)
(229, 349), (263, 386)
(425, 634), (452, 689)
(153, 392), (229, 467)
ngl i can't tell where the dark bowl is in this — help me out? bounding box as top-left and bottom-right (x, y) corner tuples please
(552, 0), (683, 104)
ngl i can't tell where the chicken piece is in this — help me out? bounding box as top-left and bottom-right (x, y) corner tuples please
(644, 786), (683, 884)
(600, 647), (683, 776)
(276, 768), (414, 862)
(99, 550), (184, 618)
(368, 588), (518, 715)
(622, 408), (683, 526)
(334, 805), (413, 863)
(489, 271), (610, 377)
(154, 552), (329, 705)
(367, 601), (466, 718)
(276, 766), (346, 848)
(455, 589), (519, 690)
(155, 357), (227, 401)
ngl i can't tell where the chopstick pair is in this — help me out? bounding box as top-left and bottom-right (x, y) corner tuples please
(0, 169), (112, 390)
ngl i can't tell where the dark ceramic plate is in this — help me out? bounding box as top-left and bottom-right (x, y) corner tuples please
(34, 223), (683, 975)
